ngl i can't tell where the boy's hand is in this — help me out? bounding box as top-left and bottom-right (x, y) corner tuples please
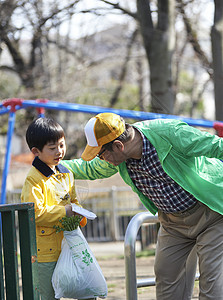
(65, 205), (87, 227)
(65, 204), (74, 217)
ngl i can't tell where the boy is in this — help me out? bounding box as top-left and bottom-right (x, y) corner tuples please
(21, 117), (94, 300)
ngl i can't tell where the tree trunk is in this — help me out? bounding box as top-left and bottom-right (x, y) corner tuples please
(137, 0), (176, 114)
(211, 0), (223, 121)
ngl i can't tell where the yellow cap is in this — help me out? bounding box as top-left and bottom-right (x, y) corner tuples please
(81, 113), (125, 161)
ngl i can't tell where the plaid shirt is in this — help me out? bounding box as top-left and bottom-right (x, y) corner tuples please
(126, 134), (197, 213)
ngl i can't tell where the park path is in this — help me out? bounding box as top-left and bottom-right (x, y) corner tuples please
(62, 241), (199, 300)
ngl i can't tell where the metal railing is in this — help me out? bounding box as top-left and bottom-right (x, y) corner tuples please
(124, 212), (199, 300)
(124, 212), (159, 300)
(0, 202), (39, 300)
(5, 188), (156, 243)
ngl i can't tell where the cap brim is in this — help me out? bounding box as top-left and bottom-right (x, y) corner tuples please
(81, 144), (102, 161)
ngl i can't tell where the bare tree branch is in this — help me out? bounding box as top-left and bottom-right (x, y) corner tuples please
(0, 65), (17, 73)
(176, 0), (213, 78)
(98, 0), (137, 19)
(110, 29), (138, 107)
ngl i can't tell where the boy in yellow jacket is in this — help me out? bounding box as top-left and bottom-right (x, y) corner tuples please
(21, 118), (94, 300)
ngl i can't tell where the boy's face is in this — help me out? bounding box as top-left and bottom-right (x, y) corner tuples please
(32, 137), (66, 169)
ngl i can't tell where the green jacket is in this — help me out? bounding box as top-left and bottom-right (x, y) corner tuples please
(62, 119), (223, 215)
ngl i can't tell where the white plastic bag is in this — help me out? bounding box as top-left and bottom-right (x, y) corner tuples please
(52, 228), (107, 299)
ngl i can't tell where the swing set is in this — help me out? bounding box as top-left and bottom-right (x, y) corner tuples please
(1, 97), (223, 206)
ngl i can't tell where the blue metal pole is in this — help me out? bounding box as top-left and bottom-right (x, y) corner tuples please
(1, 111), (16, 204)
(38, 113), (45, 118)
(21, 100), (215, 128)
(0, 107), (10, 115)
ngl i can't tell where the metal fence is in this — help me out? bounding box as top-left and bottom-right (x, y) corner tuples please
(0, 202), (40, 300)
(5, 187), (158, 245)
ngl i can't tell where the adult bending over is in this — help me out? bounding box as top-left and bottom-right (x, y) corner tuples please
(62, 113), (223, 300)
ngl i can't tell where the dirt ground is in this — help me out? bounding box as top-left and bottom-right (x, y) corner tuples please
(95, 255), (199, 300)
(97, 255), (157, 300)
(62, 241), (199, 300)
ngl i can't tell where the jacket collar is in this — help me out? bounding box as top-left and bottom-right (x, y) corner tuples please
(133, 122), (172, 163)
(32, 156), (70, 177)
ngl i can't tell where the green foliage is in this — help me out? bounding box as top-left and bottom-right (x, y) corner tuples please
(113, 83), (139, 110)
(178, 71), (194, 95)
(0, 72), (21, 100)
(53, 215), (82, 232)
(76, 81), (139, 111)
(135, 249), (156, 258)
(0, 115), (9, 134)
(196, 99), (204, 111)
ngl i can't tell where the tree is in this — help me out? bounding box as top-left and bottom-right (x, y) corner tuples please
(137, 0), (176, 113)
(0, 0), (216, 119)
(211, 0), (223, 121)
(94, 0), (176, 114)
(0, 0), (178, 114)
(0, 0), (81, 91)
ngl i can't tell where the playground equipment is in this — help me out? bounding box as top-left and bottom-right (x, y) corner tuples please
(124, 212), (199, 300)
(1, 97), (223, 205)
(124, 212), (159, 299)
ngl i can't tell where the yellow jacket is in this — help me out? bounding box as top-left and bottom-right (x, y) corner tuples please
(21, 157), (80, 262)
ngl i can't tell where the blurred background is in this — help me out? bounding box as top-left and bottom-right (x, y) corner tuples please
(0, 0), (221, 243)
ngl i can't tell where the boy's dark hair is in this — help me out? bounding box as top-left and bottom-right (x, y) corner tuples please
(26, 118), (65, 151)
